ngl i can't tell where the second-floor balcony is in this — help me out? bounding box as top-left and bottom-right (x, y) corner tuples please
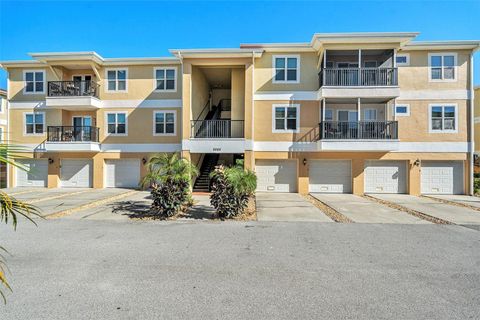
(44, 126), (100, 152)
(191, 120), (244, 139)
(319, 121), (398, 140)
(319, 67), (398, 87)
(46, 80), (102, 109)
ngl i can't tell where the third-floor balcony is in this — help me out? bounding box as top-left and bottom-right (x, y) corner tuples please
(319, 67), (398, 87)
(46, 80), (102, 109)
(319, 121), (398, 140)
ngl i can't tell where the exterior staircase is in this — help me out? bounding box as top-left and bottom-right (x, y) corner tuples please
(193, 154), (219, 192)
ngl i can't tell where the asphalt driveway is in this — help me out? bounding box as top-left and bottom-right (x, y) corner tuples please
(311, 193), (430, 224)
(256, 192), (332, 222)
(1, 219), (479, 319)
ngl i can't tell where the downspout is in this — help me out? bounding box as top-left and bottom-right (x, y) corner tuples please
(469, 52), (475, 195)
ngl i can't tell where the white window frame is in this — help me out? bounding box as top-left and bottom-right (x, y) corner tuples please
(395, 104), (410, 117)
(105, 111), (128, 136)
(428, 53), (457, 82)
(272, 104), (300, 133)
(428, 104), (458, 133)
(153, 110), (176, 136)
(153, 67), (177, 92)
(23, 70), (46, 94)
(23, 111), (45, 136)
(105, 68), (128, 93)
(272, 55), (300, 84)
(0, 127), (4, 142)
(396, 54), (410, 66)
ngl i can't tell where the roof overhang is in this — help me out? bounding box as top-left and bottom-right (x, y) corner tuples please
(169, 48), (263, 59)
(29, 51), (104, 64)
(240, 43), (315, 52)
(311, 32), (419, 50)
(402, 40), (480, 51)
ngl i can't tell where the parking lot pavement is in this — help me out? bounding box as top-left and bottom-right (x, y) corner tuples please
(427, 194), (480, 209)
(311, 193), (430, 224)
(64, 191), (151, 221)
(29, 188), (135, 217)
(372, 194), (480, 226)
(256, 193), (333, 222)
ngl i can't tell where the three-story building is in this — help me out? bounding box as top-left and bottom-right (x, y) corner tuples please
(1, 32), (478, 195)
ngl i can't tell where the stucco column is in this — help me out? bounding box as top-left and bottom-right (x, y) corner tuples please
(244, 150), (254, 171)
(47, 154), (60, 188)
(182, 62), (192, 143)
(408, 159), (421, 195)
(181, 150), (191, 162)
(298, 157), (309, 195)
(352, 158), (364, 195)
(92, 154), (104, 189)
(244, 62), (254, 144)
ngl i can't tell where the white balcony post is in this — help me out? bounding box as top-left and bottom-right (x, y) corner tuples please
(322, 99), (326, 121)
(358, 49), (362, 85)
(357, 98), (361, 121)
(323, 50), (327, 84)
(393, 49), (397, 68)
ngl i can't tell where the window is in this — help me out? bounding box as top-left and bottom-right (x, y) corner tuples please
(154, 111), (176, 135)
(273, 104), (299, 132)
(106, 69), (128, 92)
(395, 104), (410, 116)
(364, 61), (377, 68)
(364, 109), (377, 121)
(0, 127), (3, 141)
(24, 70), (45, 94)
(429, 104), (457, 132)
(24, 112), (45, 135)
(325, 109), (333, 121)
(273, 56), (299, 83)
(396, 54), (410, 66)
(106, 112), (127, 135)
(429, 53), (456, 81)
(154, 68), (176, 91)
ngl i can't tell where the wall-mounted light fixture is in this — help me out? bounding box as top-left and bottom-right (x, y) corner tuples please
(48, 158), (54, 164)
(414, 159), (420, 166)
(303, 158), (307, 166)
(142, 157), (147, 165)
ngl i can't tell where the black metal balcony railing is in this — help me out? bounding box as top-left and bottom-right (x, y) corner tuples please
(47, 126), (100, 142)
(191, 120), (244, 138)
(47, 80), (99, 98)
(319, 121), (398, 140)
(318, 68), (398, 87)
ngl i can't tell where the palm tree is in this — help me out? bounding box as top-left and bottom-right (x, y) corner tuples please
(140, 153), (199, 189)
(0, 144), (40, 303)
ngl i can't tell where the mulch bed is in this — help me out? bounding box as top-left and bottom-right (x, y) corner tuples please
(303, 194), (354, 223)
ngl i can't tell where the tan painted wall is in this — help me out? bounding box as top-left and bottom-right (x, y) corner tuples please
(398, 49), (470, 91)
(254, 100), (320, 142)
(191, 66), (210, 121)
(254, 52), (320, 92)
(231, 68), (245, 121)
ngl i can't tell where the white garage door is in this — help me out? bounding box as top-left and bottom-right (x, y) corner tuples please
(16, 159), (48, 187)
(421, 161), (463, 194)
(255, 160), (297, 192)
(60, 159), (92, 188)
(309, 160), (351, 193)
(364, 160), (407, 194)
(105, 159), (140, 188)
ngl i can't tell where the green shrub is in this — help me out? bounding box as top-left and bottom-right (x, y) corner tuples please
(474, 178), (480, 195)
(210, 163), (257, 218)
(140, 153), (198, 218)
(150, 177), (190, 217)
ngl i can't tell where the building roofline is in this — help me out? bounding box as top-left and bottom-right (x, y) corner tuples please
(403, 40), (480, 51)
(169, 48), (263, 58)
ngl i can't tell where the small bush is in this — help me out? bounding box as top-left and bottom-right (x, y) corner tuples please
(475, 178), (480, 195)
(210, 163), (257, 218)
(150, 177), (189, 217)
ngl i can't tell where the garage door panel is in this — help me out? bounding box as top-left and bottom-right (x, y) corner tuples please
(255, 160), (297, 193)
(421, 161), (463, 195)
(105, 159), (140, 188)
(16, 159), (48, 187)
(364, 160), (407, 194)
(60, 160), (92, 188)
(309, 160), (351, 193)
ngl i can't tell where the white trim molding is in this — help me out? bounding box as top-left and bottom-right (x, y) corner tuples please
(394, 104), (410, 117)
(399, 89), (470, 100)
(153, 110), (177, 136)
(428, 103), (458, 133)
(183, 139), (251, 154)
(23, 69), (46, 95)
(428, 52), (458, 82)
(23, 111), (46, 136)
(101, 143), (181, 153)
(104, 111), (128, 136)
(396, 53), (410, 66)
(153, 66), (177, 92)
(272, 103), (300, 133)
(104, 67), (128, 93)
(254, 91), (318, 101)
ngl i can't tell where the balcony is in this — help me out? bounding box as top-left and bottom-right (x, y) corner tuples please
(317, 121), (399, 151)
(319, 68), (398, 87)
(46, 80), (102, 109)
(44, 126), (100, 152)
(191, 120), (244, 139)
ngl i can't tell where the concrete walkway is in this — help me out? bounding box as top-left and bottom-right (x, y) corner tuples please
(427, 194), (480, 210)
(311, 193), (429, 224)
(372, 194), (480, 226)
(256, 193), (332, 222)
(182, 194), (216, 219)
